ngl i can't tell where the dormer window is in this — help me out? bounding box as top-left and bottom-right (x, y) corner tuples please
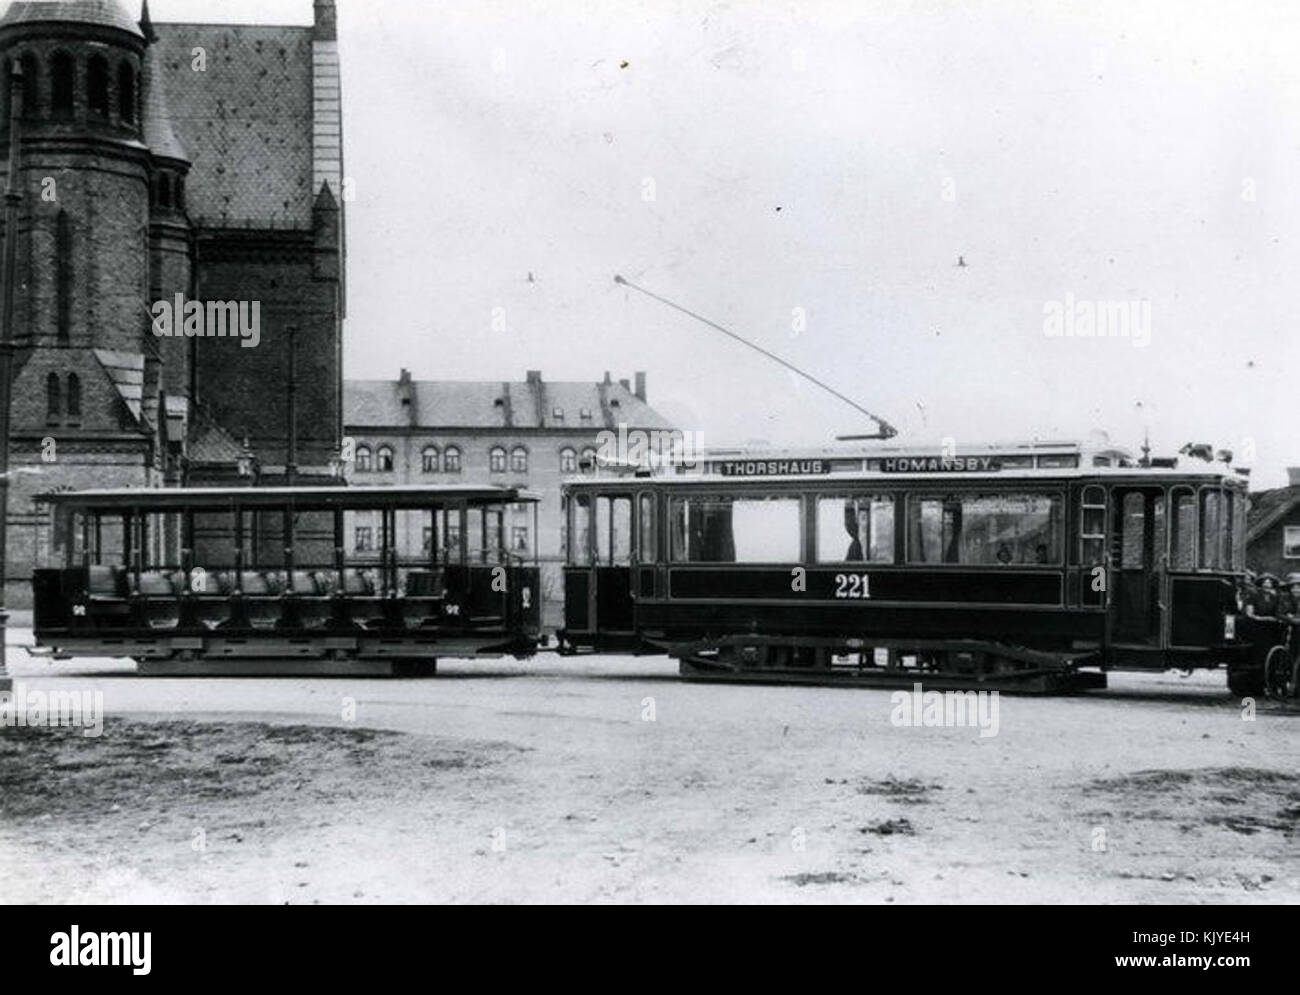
(580, 407), (593, 420)
(552, 406), (564, 420)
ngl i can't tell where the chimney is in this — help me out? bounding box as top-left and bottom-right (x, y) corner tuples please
(313, 0), (337, 41)
(526, 370), (542, 384)
(399, 368), (411, 386)
(619, 378), (630, 391)
(603, 371), (612, 384)
(1289, 467), (1300, 487)
(634, 371), (646, 402)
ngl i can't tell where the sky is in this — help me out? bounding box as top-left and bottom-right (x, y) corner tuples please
(147, 0), (1300, 487)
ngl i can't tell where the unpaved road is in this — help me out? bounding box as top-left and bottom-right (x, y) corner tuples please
(1, 634), (1297, 904)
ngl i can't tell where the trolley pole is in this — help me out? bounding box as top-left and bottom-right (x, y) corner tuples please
(0, 65), (24, 694)
(286, 325), (298, 487)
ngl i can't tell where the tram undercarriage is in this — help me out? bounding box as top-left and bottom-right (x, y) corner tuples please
(635, 634), (1104, 693)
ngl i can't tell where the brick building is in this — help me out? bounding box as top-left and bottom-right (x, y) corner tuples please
(1247, 468), (1300, 580)
(344, 370), (675, 628)
(0, 0), (345, 604)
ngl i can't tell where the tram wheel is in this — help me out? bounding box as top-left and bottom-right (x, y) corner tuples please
(1227, 665), (1266, 698)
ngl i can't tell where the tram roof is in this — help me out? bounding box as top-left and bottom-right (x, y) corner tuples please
(36, 484), (542, 511)
(563, 464), (1248, 487)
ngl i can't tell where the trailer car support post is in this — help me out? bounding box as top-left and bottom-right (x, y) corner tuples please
(0, 65), (24, 693)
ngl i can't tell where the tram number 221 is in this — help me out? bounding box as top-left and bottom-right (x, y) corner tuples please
(833, 573), (871, 599)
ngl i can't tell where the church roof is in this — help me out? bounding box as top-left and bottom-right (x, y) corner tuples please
(0, 0), (144, 39)
(140, 29), (187, 163)
(93, 349), (145, 424)
(152, 22), (315, 226)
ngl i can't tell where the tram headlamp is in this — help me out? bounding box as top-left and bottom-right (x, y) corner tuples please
(1224, 614), (1236, 641)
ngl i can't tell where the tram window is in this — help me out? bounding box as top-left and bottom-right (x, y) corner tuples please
(1234, 494), (1247, 570)
(1036, 455), (1079, 469)
(1170, 488), (1196, 570)
(1120, 492), (1146, 569)
(670, 496), (801, 563)
(639, 493), (657, 562)
(345, 510), (381, 562)
(907, 493), (1063, 566)
(596, 496), (632, 565)
(816, 495), (894, 564)
(511, 525), (530, 555)
(192, 510), (238, 569)
(1080, 486), (1106, 568)
(569, 494), (592, 565)
(1221, 491), (1235, 570)
(1199, 489), (1222, 570)
(466, 508), (505, 563)
(440, 509), (464, 564)
(392, 509), (429, 565)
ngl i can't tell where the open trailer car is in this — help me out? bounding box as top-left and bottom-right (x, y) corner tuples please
(559, 443), (1287, 694)
(31, 483), (542, 675)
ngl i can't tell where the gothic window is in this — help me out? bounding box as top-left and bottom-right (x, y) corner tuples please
(87, 55), (108, 118)
(66, 373), (81, 418)
(157, 174), (171, 209)
(56, 210), (71, 340)
(173, 176), (184, 209)
(46, 372), (60, 419)
(117, 61), (135, 124)
(443, 446), (461, 473)
(50, 51), (74, 116)
(21, 52), (40, 118)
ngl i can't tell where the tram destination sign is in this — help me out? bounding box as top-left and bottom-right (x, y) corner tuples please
(880, 457), (1003, 473)
(715, 459), (832, 477)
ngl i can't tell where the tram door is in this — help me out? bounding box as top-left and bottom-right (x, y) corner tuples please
(564, 492), (635, 637)
(1110, 486), (1166, 645)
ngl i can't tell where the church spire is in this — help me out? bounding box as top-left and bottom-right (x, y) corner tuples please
(139, 0), (156, 43)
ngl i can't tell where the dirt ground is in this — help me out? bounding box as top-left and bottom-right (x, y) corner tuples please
(1, 634), (1297, 904)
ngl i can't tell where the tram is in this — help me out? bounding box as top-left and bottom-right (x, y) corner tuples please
(31, 484), (541, 675)
(558, 441), (1277, 694)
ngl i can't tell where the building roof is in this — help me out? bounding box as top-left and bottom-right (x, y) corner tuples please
(140, 30), (188, 163)
(93, 349), (145, 424)
(344, 376), (674, 432)
(1248, 486), (1300, 542)
(152, 22), (315, 226)
(0, 0), (144, 39)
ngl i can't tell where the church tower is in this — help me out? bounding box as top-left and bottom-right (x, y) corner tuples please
(0, 0), (162, 594)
